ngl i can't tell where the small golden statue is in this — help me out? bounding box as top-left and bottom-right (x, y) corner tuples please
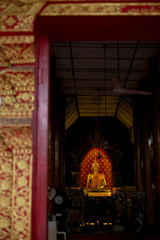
(86, 159), (107, 191)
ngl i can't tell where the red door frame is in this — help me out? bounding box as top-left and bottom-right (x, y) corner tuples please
(32, 11), (160, 240)
(32, 34), (50, 240)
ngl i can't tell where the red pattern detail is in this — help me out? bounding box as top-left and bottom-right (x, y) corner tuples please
(81, 147), (113, 191)
(4, 16), (18, 29)
(0, 154), (12, 239)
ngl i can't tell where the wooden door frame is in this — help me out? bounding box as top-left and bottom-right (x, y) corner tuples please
(32, 33), (50, 240)
(32, 4), (160, 239)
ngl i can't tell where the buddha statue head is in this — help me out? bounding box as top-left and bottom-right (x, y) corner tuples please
(91, 159), (100, 173)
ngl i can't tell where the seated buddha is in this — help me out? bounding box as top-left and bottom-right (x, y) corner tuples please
(86, 160), (107, 191)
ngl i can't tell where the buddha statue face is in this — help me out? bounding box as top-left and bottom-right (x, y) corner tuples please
(91, 160), (100, 172)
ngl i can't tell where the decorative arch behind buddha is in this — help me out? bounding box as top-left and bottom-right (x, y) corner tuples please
(81, 147), (113, 191)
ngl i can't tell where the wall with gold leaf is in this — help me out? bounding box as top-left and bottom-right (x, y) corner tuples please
(0, 0), (38, 239)
(0, 127), (33, 239)
(0, 49), (34, 240)
(0, 0), (160, 240)
(81, 147), (113, 190)
(0, 0), (42, 237)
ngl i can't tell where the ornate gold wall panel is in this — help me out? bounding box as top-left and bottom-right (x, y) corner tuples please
(0, 36), (35, 70)
(0, 126), (32, 240)
(0, 70), (35, 119)
(0, 1), (36, 238)
(0, 36), (34, 45)
(40, 2), (160, 16)
(0, 41), (35, 67)
(0, 0), (45, 32)
(0, 137), (12, 239)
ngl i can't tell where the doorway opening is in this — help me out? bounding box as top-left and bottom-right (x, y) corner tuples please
(36, 11), (160, 239)
(48, 40), (160, 234)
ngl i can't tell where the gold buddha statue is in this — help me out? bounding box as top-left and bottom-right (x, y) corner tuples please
(86, 159), (107, 191)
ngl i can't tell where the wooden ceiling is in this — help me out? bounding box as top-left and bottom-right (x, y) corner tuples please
(50, 41), (160, 129)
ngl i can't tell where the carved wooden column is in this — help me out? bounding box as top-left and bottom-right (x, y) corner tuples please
(133, 96), (143, 192)
(150, 57), (160, 226)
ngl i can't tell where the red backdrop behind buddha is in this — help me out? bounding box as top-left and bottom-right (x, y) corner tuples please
(81, 147), (113, 191)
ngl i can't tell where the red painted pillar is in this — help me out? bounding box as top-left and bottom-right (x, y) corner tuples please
(32, 34), (50, 240)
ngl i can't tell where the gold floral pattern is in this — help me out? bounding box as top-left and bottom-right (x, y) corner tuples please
(0, 36), (34, 44)
(0, 0), (45, 32)
(0, 127), (32, 149)
(0, 71), (35, 119)
(0, 43), (35, 66)
(40, 2), (160, 16)
(0, 126), (32, 240)
(0, 137), (12, 239)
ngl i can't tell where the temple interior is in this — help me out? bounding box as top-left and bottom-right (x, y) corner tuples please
(48, 41), (160, 237)
(1, 3), (160, 240)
